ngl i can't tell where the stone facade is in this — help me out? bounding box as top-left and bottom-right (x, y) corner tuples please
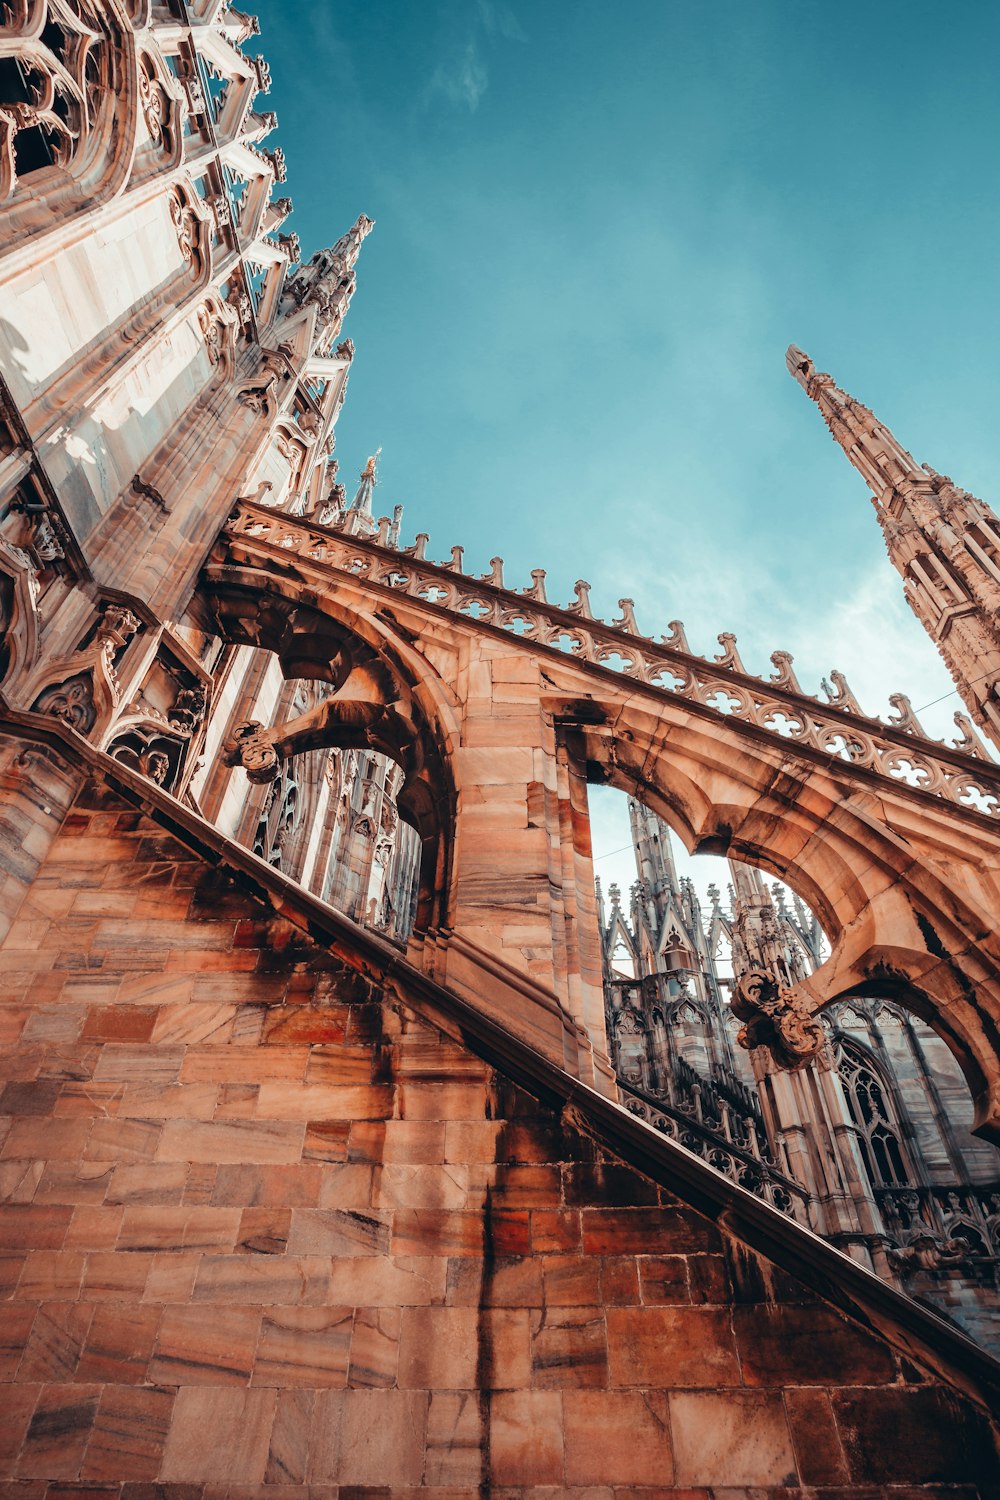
(1, 0), (1000, 1492)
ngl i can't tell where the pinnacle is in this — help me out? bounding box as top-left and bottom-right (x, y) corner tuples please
(785, 344), (813, 388)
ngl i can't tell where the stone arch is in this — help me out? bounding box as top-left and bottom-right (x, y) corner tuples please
(200, 565), (460, 932)
(197, 537), (1000, 1125)
(558, 697), (1000, 1139)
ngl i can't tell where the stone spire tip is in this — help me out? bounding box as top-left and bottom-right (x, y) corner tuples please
(785, 345), (814, 390)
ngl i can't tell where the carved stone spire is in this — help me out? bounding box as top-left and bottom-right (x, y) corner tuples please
(788, 346), (1000, 751)
(286, 214), (374, 350)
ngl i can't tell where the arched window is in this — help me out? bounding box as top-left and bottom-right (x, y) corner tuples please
(836, 1037), (910, 1188)
(252, 768), (299, 870)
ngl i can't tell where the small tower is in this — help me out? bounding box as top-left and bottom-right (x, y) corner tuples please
(787, 346), (1000, 751)
(286, 213), (374, 352)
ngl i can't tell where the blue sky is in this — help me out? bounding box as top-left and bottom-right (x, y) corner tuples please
(260, 1), (1000, 892)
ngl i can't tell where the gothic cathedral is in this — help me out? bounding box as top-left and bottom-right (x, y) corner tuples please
(0, 3), (998, 1493)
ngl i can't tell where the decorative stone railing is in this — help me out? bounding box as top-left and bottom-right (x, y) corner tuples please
(616, 1078), (812, 1224)
(223, 502), (1000, 823)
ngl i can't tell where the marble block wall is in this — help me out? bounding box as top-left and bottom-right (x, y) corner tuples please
(0, 779), (997, 1497)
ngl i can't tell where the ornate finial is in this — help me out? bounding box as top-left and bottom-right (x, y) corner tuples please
(714, 632), (745, 673)
(769, 650), (803, 695)
(340, 447), (382, 536)
(785, 344), (814, 389)
(612, 599), (640, 634)
(885, 692), (933, 741)
(823, 669), (868, 718)
(566, 580), (593, 618)
(662, 620), (693, 654)
(522, 569), (547, 603)
(287, 215), (375, 348)
(952, 712), (990, 760)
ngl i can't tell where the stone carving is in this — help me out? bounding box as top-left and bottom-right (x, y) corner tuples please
(108, 725), (184, 791)
(168, 187), (206, 273)
(730, 968), (824, 1070)
(137, 54), (171, 148)
(887, 1233), (971, 1276)
(237, 377), (275, 416)
(219, 670), (420, 803)
(169, 685), (207, 735)
(97, 605), (140, 653)
(225, 279), (253, 328)
(131, 473), (168, 514)
(196, 301), (235, 368)
(31, 515), (65, 563)
(184, 72), (207, 117)
(262, 146), (287, 182)
(221, 719), (280, 784)
(278, 231), (300, 264)
(32, 671), (97, 733)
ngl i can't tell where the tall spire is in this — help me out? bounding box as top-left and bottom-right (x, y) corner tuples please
(342, 447), (381, 537)
(788, 346), (1000, 751)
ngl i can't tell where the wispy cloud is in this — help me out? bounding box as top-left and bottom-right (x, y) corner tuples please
(426, 41), (489, 113)
(422, 1), (525, 115)
(476, 0), (527, 43)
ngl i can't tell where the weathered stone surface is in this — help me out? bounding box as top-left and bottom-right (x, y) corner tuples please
(0, 786), (995, 1496)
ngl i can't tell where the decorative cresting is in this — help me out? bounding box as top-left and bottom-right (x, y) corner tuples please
(223, 500), (1000, 820)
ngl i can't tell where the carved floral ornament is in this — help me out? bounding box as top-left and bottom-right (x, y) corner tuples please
(137, 53), (172, 151)
(731, 968), (824, 1069)
(168, 185), (209, 276)
(197, 300), (236, 370)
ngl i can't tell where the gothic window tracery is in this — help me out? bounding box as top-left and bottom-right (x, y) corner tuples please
(0, 0), (133, 213)
(252, 766), (299, 869)
(835, 1037), (911, 1189)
